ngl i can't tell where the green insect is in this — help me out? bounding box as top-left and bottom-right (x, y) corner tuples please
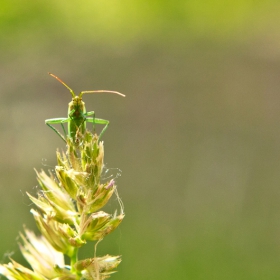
(45, 73), (125, 143)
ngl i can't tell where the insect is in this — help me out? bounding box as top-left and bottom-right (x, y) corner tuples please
(45, 73), (125, 143)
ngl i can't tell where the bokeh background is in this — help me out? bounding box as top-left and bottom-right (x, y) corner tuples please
(1, 1), (280, 279)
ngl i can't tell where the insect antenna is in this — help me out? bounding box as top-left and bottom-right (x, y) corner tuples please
(48, 72), (76, 98)
(80, 90), (125, 98)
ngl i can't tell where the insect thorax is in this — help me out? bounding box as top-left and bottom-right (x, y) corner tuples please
(69, 97), (86, 116)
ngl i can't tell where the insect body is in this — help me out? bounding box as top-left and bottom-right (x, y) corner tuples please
(45, 73), (125, 143)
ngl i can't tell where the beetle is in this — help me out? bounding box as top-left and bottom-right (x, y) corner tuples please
(45, 73), (125, 143)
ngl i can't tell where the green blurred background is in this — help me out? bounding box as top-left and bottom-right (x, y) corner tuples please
(1, 1), (280, 279)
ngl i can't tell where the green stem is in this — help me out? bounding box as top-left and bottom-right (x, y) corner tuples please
(70, 247), (78, 273)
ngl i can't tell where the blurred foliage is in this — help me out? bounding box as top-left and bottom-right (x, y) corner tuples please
(1, 0), (280, 48)
(1, 1), (280, 280)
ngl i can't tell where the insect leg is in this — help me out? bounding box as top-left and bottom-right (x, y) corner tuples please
(45, 118), (70, 142)
(86, 117), (109, 140)
(84, 111), (96, 134)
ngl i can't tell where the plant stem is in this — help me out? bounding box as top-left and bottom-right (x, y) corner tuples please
(70, 247), (78, 273)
